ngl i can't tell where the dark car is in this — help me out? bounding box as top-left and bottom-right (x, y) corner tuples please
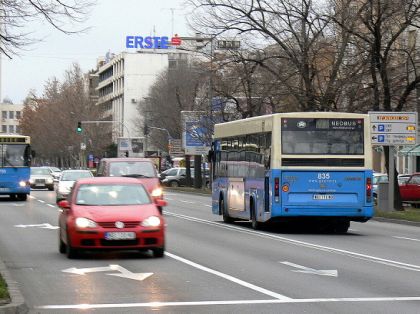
(160, 167), (210, 188)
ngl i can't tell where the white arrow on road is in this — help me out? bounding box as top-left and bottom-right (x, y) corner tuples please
(62, 264), (153, 281)
(14, 223), (59, 230)
(280, 261), (338, 277)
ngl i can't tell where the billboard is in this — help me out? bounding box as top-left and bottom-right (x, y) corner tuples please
(117, 137), (145, 157)
(181, 111), (211, 155)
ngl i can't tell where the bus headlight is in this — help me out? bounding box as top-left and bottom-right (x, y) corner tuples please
(19, 181), (27, 187)
(151, 188), (163, 197)
(141, 216), (161, 227)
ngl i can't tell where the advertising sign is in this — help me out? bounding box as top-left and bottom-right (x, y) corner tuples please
(126, 35), (182, 49)
(181, 111), (211, 155)
(117, 137), (145, 157)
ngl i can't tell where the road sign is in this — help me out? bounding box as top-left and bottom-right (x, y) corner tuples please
(369, 112), (417, 146)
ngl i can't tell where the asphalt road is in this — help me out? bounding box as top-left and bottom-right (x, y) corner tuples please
(0, 189), (419, 313)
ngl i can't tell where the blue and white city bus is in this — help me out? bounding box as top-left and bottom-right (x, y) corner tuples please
(0, 135), (31, 201)
(209, 112), (373, 233)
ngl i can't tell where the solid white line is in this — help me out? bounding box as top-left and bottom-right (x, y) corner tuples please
(35, 296), (420, 309)
(165, 252), (291, 300)
(393, 236), (420, 242)
(166, 212), (420, 272)
(178, 200), (195, 204)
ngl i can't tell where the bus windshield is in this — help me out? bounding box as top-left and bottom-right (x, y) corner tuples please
(0, 144), (31, 167)
(281, 118), (364, 155)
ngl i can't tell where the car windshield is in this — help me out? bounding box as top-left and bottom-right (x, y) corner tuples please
(31, 168), (51, 175)
(61, 171), (93, 181)
(50, 167), (61, 172)
(75, 184), (151, 206)
(109, 161), (156, 177)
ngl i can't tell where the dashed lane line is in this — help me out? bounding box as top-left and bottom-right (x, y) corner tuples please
(393, 236), (420, 242)
(166, 211), (420, 273)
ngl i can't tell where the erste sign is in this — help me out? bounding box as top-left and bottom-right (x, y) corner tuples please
(126, 35), (182, 49)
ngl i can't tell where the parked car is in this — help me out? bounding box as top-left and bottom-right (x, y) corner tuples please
(97, 157), (163, 199)
(159, 167), (210, 188)
(57, 177), (167, 259)
(29, 167), (54, 190)
(55, 169), (94, 202)
(373, 172), (420, 207)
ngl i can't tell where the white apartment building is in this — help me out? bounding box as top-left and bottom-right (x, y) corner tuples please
(96, 51), (186, 140)
(0, 103), (23, 134)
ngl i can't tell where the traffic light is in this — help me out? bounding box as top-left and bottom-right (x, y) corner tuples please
(76, 121), (82, 133)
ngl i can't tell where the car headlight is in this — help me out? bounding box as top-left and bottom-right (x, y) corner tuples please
(29, 178), (34, 184)
(46, 178), (53, 184)
(141, 216), (161, 227)
(75, 217), (97, 228)
(151, 187), (163, 197)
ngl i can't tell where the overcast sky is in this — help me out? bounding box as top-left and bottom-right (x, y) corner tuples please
(2, 0), (190, 104)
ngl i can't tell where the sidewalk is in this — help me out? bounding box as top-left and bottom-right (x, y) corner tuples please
(0, 259), (27, 313)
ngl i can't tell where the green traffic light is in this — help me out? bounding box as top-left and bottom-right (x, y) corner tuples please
(77, 122), (82, 133)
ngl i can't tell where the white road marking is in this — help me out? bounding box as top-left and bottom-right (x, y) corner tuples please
(35, 296), (420, 310)
(165, 252), (291, 300)
(165, 197), (174, 201)
(280, 261), (338, 277)
(166, 212), (420, 272)
(38, 200), (45, 203)
(62, 265), (153, 281)
(28, 195), (35, 199)
(393, 236), (420, 242)
(204, 204), (212, 207)
(47, 204), (56, 208)
(178, 200), (196, 204)
(14, 223), (59, 230)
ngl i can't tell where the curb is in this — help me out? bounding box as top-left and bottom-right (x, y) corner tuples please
(372, 216), (420, 227)
(0, 259), (28, 314)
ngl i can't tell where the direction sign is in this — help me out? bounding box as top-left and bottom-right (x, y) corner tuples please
(369, 112), (418, 146)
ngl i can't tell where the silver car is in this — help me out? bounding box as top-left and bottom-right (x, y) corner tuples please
(56, 169), (93, 202)
(30, 167), (55, 190)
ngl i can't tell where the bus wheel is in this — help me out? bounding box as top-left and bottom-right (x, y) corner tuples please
(250, 200), (260, 230)
(221, 198), (233, 223)
(335, 220), (350, 234)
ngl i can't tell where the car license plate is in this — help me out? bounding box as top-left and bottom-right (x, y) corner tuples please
(105, 232), (135, 240)
(313, 194), (334, 200)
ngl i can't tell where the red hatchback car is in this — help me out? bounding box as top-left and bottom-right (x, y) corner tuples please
(58, 177), (167, 259)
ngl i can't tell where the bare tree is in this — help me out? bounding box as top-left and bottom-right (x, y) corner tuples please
(0, 0), (94, 58)
(19, 63), (110, 167)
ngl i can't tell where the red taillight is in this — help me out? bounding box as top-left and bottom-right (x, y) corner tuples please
(274, 177), (280, 197)
(366, 177), (372, 202)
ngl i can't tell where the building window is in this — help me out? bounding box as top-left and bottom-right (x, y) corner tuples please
(16, 111), (21, 119)
(9, 125), (14, 133)
(9, 111), (14, 119)
(2, 125), (7, 133)
(15, 126), (20, 134)
(2, 111), (7, 120)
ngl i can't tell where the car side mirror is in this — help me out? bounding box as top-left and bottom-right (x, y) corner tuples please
(155, 199), (167, 207)
(57, 200), (70, 209)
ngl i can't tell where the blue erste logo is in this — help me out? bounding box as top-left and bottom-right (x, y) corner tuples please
(126, 35), (182, 49)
